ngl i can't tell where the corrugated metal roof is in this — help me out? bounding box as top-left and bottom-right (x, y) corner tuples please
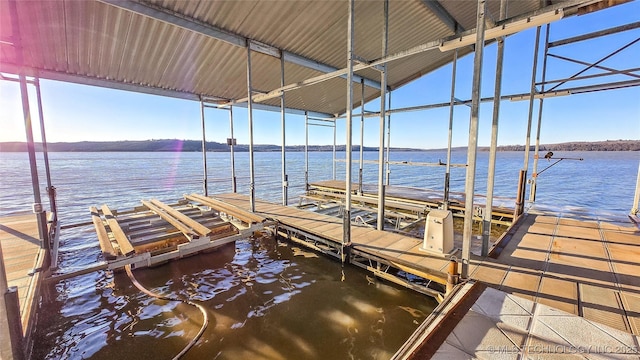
(0, 0), (576, 117)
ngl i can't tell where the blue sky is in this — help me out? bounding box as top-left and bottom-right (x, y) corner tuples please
(1, 1), (638, 150)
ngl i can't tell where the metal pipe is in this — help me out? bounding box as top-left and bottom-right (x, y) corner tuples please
(281, 55), (288, 205)
(343, 0), (355, 252)
(246, 44), (256, 212)
(200, 99), (208, 196)
(547, 38), (640, 92)
(522, 27), (542, 188)
(633, 161), (640, 215)
(10, 0), (47, 250)
(549, 21), (640, 48)
(305, 112), (309, 191)
(385, 92), (391, 186)
(530, 24), (552, 203)
(461, 0), (486, 279)
(444, 49), (458, 211)
(359, 79), (365, 195)
(333, 119), (337, 180)
(546, 53), (640, 80)
(229, 106), (237, 193)
(377, 0), (389, 231)
(482, 0), (507, 257)
(34, 79), (56, 216)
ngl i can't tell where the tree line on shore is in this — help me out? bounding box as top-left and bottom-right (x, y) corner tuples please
(0, 139), (638, 152)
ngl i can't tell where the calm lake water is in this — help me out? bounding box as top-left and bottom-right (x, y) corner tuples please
(0, 150), (638, 359)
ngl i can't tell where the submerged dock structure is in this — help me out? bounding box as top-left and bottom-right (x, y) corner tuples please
(2, 0), (640, 358)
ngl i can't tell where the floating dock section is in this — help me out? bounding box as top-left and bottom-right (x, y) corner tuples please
(304, 180), (515, 226)
(88, 198), (269, 272)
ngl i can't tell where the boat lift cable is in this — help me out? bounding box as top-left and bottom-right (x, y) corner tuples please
(124, 264), (208, 360)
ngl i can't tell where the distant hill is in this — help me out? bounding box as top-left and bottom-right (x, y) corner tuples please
(0, 139), (637, 152)
(487, 140), (640, 152)
(0, 139), (408, 153)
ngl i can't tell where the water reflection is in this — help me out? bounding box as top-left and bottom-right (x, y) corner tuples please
(33, 236), (436, 359)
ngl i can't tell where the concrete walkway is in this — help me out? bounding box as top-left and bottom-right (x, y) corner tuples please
(470, 213), (640, 336)
(426, 212), (640, 359)
(434, 285), (640, 358)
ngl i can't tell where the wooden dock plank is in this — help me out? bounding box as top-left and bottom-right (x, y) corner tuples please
(89, 207), (117, 260)
(186, 194), (265, 224)
(101, 205), (135, 256)
(142, 200), (198, 239)
(211, 193), (451, 286)
(0, 213), (44, 339)
(149, 199), (211, 237)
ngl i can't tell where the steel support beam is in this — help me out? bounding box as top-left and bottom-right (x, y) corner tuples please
(547, 37), (640, 92)
(343, 0), (355, 254)
(548, 21), (640, 48)
(34, 79), (56, 216)
(443, 50), (458, 211)
(420, 0), (465, 33)
(522, 27), (542, 199)
(359, 79), (365, 196)
(98, 0), (381, 90)
(305, 112), (309, 191)
(530, 24), (552, 203)
(247, 46), (256, 212)
(545, 54), (640, 80)
(377, 0), (389, 231)
(385, 92), (391, 187)
(462, 0), (486, 279)
(281, 56), (288, 206)
(482, 0), (507, 257)
(229, 107), (237, 193)
(200, 99), (208, 196)
(9, 0), (47, 250)
(333, 120), (337, 180)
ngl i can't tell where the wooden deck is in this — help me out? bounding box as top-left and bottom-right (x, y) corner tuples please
(0, 213), (45, 346)
(210, 193), (452, 291)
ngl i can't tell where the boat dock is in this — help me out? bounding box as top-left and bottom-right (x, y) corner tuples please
(0, 214), (47, 359)
(208, 192), (455, 298)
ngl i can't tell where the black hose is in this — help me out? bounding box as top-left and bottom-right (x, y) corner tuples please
(125, 264), (208, 360)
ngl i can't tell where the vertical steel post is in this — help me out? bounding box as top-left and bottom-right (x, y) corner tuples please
(519, 26), (542, 216)
(530, 24), (551, 203)
(359, 79), (365, 195)
(385, 92), (391, 186)
(34, 79), (55, 215)
(246, 44), (256, 212)
(229, 106), (237, 193)
(482, 0), (507, 256)
(333, 119), (337, 180)
(462, 0), (487, 278)
(443, 50), (458, 212)
(343, 0), (355, 252)
(305, 112), (309, 191)
(200, 99), (208, 196)
(4, 286), (24, 360)
(633, 161), (640, 215)
(11, 0), (47, 249)
(376, 0), (389, 231)
(281, 55), (288, 205)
